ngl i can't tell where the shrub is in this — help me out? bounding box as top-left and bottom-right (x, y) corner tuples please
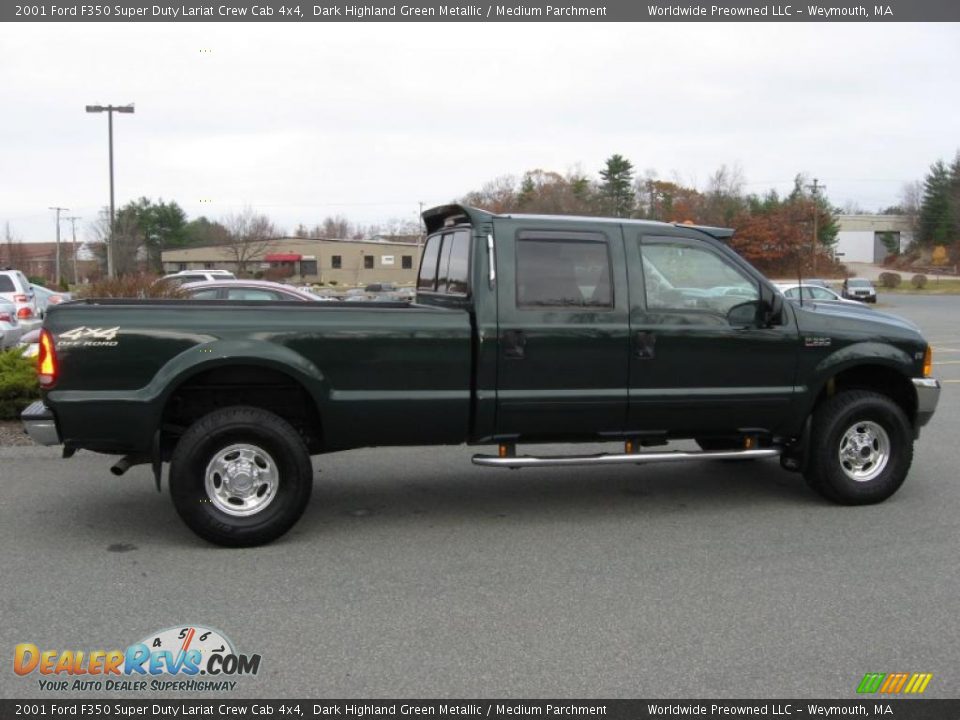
(911, 274), (928, 289)
(878, 272), (902, 289)
(75, 274), (187, 299)
(0, 348), (40, 420)
(932, 245), (949, 266)
(28, 276), (46, 287)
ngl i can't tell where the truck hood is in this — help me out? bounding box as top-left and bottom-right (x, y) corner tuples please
(793, 300), (923, 338)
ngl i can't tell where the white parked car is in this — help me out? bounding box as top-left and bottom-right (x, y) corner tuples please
(161, 269), (236, 285)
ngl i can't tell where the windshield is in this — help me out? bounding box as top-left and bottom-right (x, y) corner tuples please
(848, 279), (871, 287)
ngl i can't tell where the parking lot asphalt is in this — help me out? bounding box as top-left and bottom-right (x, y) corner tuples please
(1, 293), (958, 699)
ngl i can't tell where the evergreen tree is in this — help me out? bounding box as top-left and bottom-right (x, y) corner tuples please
(118, 197), (188, 273)
(948, 153), (960, 243)
(918, 160), (953, 246)
(599, 154), (635, 217)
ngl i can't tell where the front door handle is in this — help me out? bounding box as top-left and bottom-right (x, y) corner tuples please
(634, 331), (656, 360)
(503, 329), (526, 359)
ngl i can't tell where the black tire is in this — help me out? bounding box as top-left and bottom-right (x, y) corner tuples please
(169, 406), (313, 547)
(803, 390), (912, 505)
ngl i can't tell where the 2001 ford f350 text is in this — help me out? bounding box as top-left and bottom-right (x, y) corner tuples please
(22, 205), (941, 545)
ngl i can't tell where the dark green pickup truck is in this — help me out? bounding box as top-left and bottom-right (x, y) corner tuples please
(22, 205), (941, 546)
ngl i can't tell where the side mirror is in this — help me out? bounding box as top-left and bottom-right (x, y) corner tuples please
(727, 301), (759, 327)
(759, 284), (784, 327)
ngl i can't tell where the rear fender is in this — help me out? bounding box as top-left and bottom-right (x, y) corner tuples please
(147, 339), (329, 430)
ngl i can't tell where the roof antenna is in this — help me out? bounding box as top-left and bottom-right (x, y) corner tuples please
(796, 247), (803, 307)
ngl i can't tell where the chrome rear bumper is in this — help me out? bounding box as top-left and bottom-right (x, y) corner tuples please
(20, 401), (61, 446)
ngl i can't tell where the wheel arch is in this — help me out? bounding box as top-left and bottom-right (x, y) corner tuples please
(810, 362), (917, 427)
(154, 347), (328, 456)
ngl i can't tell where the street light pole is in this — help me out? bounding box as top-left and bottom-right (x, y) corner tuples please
(48, 206), (68, 285)
(86, 103), (134, 278)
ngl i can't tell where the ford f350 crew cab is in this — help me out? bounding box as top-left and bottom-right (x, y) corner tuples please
(22, 205), (941, 546)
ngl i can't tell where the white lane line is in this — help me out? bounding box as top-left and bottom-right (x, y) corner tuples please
(934, 361), (960, 365)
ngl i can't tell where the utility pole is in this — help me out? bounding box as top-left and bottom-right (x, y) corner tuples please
(86, 103), (135, 278)
(418, 200), (425, 249)
(48, 206), (68, 286)
(65, 216), (81, 285)
(805, 178), (825, 275)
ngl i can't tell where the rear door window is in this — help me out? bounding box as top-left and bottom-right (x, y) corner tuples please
(516, 237), (612, 308)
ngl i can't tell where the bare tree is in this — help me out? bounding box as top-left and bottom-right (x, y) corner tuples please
(3, 222), (27, 269)
(89, 208), (142, 277)
(900, 180), (923, 240)
(314, 215), (352, 239)
(461, 175), (518, 213)
(222, 208), (279, 276)
(841, 200), (866, 214)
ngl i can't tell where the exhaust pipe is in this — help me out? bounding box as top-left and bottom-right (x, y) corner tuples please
(110, 455), (148, 476)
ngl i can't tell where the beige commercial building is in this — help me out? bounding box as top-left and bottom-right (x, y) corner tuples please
(162, 238), (422, 287)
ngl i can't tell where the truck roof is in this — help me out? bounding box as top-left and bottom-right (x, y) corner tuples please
(422, 204), (734, 241)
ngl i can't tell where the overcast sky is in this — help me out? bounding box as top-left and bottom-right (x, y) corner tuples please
(1, 22), (958, 242)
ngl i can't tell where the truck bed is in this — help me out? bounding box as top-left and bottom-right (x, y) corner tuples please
(42, 299), (474, 454)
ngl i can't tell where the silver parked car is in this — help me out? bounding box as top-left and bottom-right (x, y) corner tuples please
(777, 283), (867, 307)
(0, 269), (42, 332)
(0, 299), (25, 350)
(31, 285), (73, 318)
(181, 279), (323, 302)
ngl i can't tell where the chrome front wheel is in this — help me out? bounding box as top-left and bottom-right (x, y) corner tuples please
(837, 420), (890, 482)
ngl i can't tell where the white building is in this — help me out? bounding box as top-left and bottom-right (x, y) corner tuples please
(834, 214), (914, 264)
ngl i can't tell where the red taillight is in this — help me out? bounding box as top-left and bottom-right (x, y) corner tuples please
(17, 307), (34, 319)
(38, 329), (58, 387)
(0, 313), (11, 323)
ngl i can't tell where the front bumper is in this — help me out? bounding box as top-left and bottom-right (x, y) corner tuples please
(913, 377), (941, 429)
(21, 400), (61, 446)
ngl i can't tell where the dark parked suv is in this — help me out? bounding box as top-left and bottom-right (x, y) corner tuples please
(842, 277), (878, 303)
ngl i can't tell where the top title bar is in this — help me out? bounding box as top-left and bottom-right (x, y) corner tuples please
(5, 0), (960, 21)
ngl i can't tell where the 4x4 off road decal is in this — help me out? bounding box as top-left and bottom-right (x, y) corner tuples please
(57, 326), (120, 348)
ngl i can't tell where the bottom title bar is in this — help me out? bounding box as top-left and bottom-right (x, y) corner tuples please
(3, 700), (959, 720)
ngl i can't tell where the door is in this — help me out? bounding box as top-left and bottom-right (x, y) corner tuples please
(495, 224), (630, 439)
(626, 234), (798, 436)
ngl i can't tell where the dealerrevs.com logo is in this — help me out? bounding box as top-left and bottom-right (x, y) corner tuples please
(14, 625), (261, 692)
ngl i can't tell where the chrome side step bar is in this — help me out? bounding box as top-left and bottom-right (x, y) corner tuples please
(472, 448), (780, 469)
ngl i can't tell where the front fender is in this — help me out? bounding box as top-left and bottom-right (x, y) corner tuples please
(797, 341), (915, 420)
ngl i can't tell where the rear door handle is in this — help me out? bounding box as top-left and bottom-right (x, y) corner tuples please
(634, 331), (656, 360)
(503, 329), (526, 359)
